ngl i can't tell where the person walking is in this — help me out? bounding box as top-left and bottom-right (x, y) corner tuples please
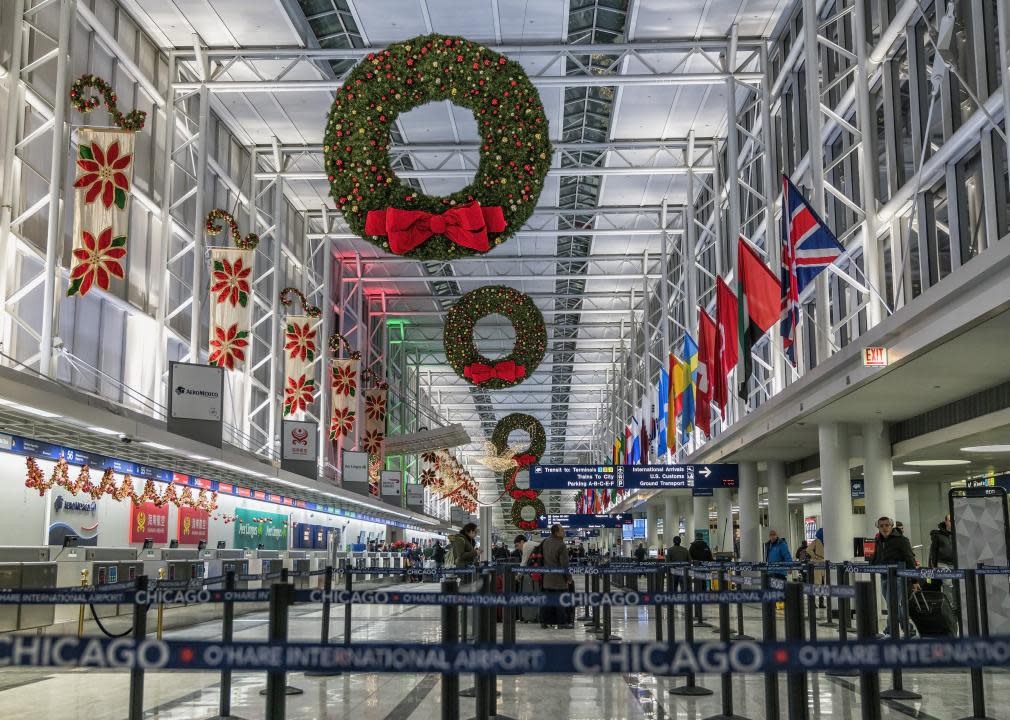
(432, 540), (445, 567)
(511, 534), (526, 562)
(765, 530), (791, 574)
(446, 522), (479, 568)
(928, 514), (959, 615)
(634, 542), (647, 562)
(688, 533), (714, 563)
(541, 524), (572, 629)
(870, 516), (919, 636)
(667, 535), (690, 592)
(808, 528), (827, 607)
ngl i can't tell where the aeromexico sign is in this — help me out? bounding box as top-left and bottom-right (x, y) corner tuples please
(48, 494), (99, 547)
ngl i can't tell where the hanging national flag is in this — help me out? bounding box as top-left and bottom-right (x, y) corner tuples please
(630, 416), (641, 464)
(680, 334), (699, 443)
(781, 175), (845, 365)
(696, 309), (717, 436)
(656, 366), (670, 456)
(640, 397), (650, 464)
(613, 435), (623, 465)
(714, 278), (738, 416)
(667, 353), (677, 453)
(737, 237), (781, 398)
(625, 423), (633, 464)
(602, 488), (610, 509)
(594, 488), (602, 513)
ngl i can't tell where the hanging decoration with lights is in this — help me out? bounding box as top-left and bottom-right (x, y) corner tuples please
(280, 287), (322, 417)
(443, 286), (546, 389)
(510, 495), (545, 530)
(24, 457), (218, 511)
(206, 210), (258, 370)
(361, 360), (390, 494)
(328, 333), (361, 444)
(323, 34), (552, 260)
(67, 75), (145, 297)
(491, 413), (545, 501)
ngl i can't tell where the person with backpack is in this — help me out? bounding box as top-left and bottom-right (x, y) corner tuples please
(446, 523), (479, 568)
(432, 540), (445, 567)
(540, 524), (572, 629)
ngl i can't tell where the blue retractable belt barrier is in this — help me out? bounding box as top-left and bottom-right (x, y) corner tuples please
(975, 565), (1010, 576)
(5, 634), (1010, 675)
(896, 568), (965, 580)
(802, 584), (856, 599)
(844, 563), (892, 575)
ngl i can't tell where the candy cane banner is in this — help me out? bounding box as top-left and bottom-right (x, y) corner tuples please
(68, 128), (135, 297)
(329, 358), (359, 444)
(282, 314), (320, 417)
(363, 387), (387, 469)
(208, 247), (254, 370)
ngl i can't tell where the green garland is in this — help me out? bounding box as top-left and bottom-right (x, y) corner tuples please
(510, 495), (545, 530)
(323, 34), (552, 260)
(444, 286), (546, 389)
(69, 74), (146, 132)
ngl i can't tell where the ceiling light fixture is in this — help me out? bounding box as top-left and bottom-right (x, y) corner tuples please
(891, 470), (921, 476)
(801, 478), (818, 485)
(141, 441), (173, 450)
(0, 399), (60, 418)
(903, 459), (971, 466)
(961, 445), (1010, 453)
(89, 426), (120, 435)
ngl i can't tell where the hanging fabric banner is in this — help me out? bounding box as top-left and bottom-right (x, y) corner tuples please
(206, 210), (259, 371)
(282, 314), (320, 417)
(329, 358), (359, 443)
(363, 387), (387, 486)
(208, 247), (254, 369)
(68, 128), (135, 297)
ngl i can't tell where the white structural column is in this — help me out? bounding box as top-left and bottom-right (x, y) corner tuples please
(766, 460), (789, 545)
(664, 493), (677, 549)
(693, 495), (709, 541)
(646, 504), (660, 549)
(819, 423), (855, 561)
(682, 494), (695, 540)
(738, 461), (759, 561)
(862, 420), (896, 536)
(715, 488), (733, 553)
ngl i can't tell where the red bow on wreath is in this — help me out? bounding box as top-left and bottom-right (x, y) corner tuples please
(517, 520), (538, 530)
(464, 360), (526, 384)
(511, 489), (539, 500)
(513, 453), (536, 468)
(365, 201), (506, 255)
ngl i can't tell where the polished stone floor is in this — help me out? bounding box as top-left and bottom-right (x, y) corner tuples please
(0, 581), (1003, 720)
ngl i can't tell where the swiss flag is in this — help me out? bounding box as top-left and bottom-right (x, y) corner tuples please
(715, 277), (738, 417)
(696, 309), (717, 436)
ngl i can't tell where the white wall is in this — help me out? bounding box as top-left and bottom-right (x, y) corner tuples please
(0, 453), (444, 550)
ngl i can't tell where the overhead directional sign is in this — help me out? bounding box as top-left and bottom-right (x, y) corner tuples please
(535, 513), (632, 529)
(528, 463), (738, 491)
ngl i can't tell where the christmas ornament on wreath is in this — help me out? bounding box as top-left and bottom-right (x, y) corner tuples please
(510, 495), (545, 530)
(444, 286), (546, 389)
(492, 413), (545, 500)
(323, 34), (552, 260)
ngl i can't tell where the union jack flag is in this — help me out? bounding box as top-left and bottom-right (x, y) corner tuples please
(780, 175), (845, 365)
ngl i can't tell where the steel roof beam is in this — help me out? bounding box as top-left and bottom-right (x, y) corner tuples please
(262, 141), (718, 154)
(338, 252), (671, 264)
(256, 166), (710, 181)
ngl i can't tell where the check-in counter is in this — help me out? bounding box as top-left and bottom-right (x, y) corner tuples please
(86, 548), (138, 618)
(284, 551), (311, 589)
(253, 550), (283, 588)
(19, 562), (58, 629)
(207, 549), (250, 589)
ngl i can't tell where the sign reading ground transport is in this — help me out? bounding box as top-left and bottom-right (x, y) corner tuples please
(535, 513), (632, 529)
(528, 464), (738, 491)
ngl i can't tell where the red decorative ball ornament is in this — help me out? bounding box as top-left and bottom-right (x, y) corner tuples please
(323, 34), (552, 260)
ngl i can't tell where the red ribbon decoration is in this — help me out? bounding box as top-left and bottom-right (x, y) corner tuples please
(511, 489), (538, 500)
(463, 360), (526, 384)
(513, 453), (536, 468)
(517, 520), (538, 530)
(364, 201), (506, 255)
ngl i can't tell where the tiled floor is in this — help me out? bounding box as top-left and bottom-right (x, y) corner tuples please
(0, 581), (1002, 719)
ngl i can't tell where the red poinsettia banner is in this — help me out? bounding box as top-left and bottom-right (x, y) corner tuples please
(208, 247), (254, 370)
(282, 314), (320, 417)
(329, 358), (359, 444)
(68, 129), (134, 297)
(362, 387), (386, 467)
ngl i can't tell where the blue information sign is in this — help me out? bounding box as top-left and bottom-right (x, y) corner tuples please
(528, 463), (738, 491)
(535, 513), (631, 529)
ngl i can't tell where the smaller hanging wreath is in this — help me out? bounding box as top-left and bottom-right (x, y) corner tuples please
(444, 286), (546, 389)
(70, 74), (147, 132)
(206, 209), (259, 249)
(510, 495), (546, 530)
(492, 413), (545, 500)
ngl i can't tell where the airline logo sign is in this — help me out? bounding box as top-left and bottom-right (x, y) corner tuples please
(863, 347), (888, 367)
(130, 502), (169, 544)
(178, 507), (209, 545)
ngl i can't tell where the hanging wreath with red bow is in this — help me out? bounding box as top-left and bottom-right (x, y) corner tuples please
(323, 34), (551, 260)
(444, 286), (545, 389)
(491, 413), (545, 500)
(510, 495), (545, 530)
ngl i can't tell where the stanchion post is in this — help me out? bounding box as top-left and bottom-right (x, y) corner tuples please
(305, 566), (341, 678)
(343, 559), (352, 647)
(783, 582), (808, 720)
(602, 572), (620, 641)
(806, 571), (818, 643)
(77, 569), (88, 637)
(855, 581), (882, 720)
(827, 566), (857, 678)
(503, 564), (515, 644)
(670, 568), (713, 697)
(590, 572), (601, 632)
(976, 568), (990, 638)
(820, 562), (836, 628)
(761, 571), (779, 720)
(652, 571), (662, 642)
(208, 571), (245, 720)
(263, 583), (301, 717)
(704, 567), (750, 720)
(880, 564), (920, 700)
(665, 568), (675, 645)
(694, 571), (712, 627)
(580, 572), (591, 620)
(127, 575), (149, 720)
(957, 568), (996, 720)
(156, 567), (166, 640)
(442, 578), (460, 720)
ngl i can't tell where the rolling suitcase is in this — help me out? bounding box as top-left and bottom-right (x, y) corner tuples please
(519, 574), (539, 623)
(908, 589), (956, 636)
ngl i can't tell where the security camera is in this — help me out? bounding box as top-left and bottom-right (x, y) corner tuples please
(119, 434), (133, 444)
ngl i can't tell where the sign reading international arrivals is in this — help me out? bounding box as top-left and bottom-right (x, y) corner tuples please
(535, 513), (631, 529)
(528, 463), (739, 492)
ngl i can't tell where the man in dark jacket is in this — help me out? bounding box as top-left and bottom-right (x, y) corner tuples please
(433, 541), (445, 567)
(541, 524), (572, 628)
(447, 523), (479, 567)
(870, 516), (919, 636)
(928, 514), (958, 614)
(688, 533), (713, 563)
(634, 543), (647, 562)
(667, 536), (690, 591)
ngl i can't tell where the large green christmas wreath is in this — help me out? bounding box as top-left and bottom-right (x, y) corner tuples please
(444, 286), (546, 389)
(323, 34), (552, 260)
(492, 413), (545, 500)
(511, 495), (546, 530)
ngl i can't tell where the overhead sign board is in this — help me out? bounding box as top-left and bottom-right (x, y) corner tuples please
(863, 347), (888, 367)
(381, 470), (402, 497)
(535, 513), (631, 529)
(529, 463), (738, 491)
(342, 451), (369, 484)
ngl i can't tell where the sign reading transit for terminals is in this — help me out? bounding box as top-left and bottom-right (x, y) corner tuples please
(535, 513), (632, 529)
(528, 463), (739, 491)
